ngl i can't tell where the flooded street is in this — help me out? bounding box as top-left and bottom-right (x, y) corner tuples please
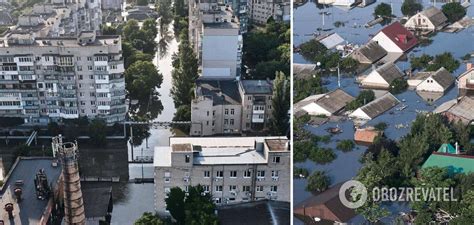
(111, 20), (179, 224)
(294, 1), (473, 224)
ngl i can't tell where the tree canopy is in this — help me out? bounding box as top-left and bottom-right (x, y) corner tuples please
(401, 0), (423, 17)
(134, 212), (164, 225)
(442, 2), (466, 23)
(269, 71), (290, 135)
(165, 186), (218, 225)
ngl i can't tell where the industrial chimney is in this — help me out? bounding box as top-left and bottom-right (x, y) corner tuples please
(52, 135), (86, 225)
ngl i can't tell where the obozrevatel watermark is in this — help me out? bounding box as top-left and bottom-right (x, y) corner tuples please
(339, 180), (458, 209)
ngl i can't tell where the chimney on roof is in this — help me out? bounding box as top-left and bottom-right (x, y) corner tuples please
(467, 63), (473, 71)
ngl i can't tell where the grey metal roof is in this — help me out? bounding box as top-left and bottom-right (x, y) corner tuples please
(357, 41), (387, 63)
(375, 62), (404, 84)
(315, 89), (355, 114)
(360, 93), (400, 119)
(446, 96), (474, 122)
(293, 63), (317, 78)
(240, 80), (273, 95)
(421, 6), (448, 28)
(431, 67), (455, 90)
(0, 157), (62, 224)
(195, 79), (241, 105)
(218, 200), (290, 225)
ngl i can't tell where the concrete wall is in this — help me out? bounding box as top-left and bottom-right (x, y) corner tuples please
(415, 77), (445, 92)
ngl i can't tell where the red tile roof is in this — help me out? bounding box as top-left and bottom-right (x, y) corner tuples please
(379, 22), (418, 52)
(354, 128), (381, 144)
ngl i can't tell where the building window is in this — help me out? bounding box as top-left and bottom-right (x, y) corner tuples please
(207, 111), (209, 116)
(214, 198), (222, 204)
(256, 186), (263, 192)
(230, 109), (234, 115)
(272, 156), (280, 163)
(184, 185), (189, 192)
(272, 170), (279, 178)
(204, 171), (210, 178)
(88, 66), (93, 71)
(185, 155), (190, 163)
(271, 186), (278, 192)
(203, 185), (210, 192)
(215, 185), (223, 192)
(224, 119), (228, 125)
(242, 186), (251, 192)
(257, 170), (265, 178)
(248, 96), (251, 100)
(230, 171), (237, 178)
(229, 185), (237, 191)
(216, 171), (223, 178)
(243, 170), (251, 178)
(225, 109), (229, 115)
(230, 119), (234, 125)
(212, 110), (215, 116)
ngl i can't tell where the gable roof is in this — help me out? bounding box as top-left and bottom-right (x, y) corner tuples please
(421, 6), (448, 28)
(359, 93), (400, 119)
(314, 89), (355, 114)
(430, 67), (454, 89)
(315, 33), (345, 49)
(354, 128), (381, 144)
(375, 62), (404, 84)
(294, 183), (356, 223)
(378, 22), (418, 52)
(356, 41), (387, 63)
(195, 79), (241, 105)
(422, 152), (474, 174)
(445, 96), (474, 122)
(437, 143), (457, 154)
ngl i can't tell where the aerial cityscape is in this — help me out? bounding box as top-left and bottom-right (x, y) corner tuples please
(0, 0), (473, 223)
(0, 0), (290, 223)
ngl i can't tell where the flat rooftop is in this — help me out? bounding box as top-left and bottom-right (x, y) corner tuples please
(203, 5), (239, 29)
(0, 157), (62, 225)
(240, 80), (273, 95)
(0, 35), (121, 48)
(218, 200), (290, 225)
(154, 137), (289, 167)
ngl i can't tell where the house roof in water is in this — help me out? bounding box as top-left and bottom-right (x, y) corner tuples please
(422, 152), (474, 174)
(434, 96), (474, 123)
(313, 89), (355, 114)
(315, 33), (345, 49)
(83, 186), (113, 219)
(354, 128), (381, 144)
(375, 62), (404, 84)
(293, 63), (317, 78)
(378, 22), (418, 52)
(294, 182), (356, 223)
(359, 93), (400, 119)
(430, 67), (454, 90)
(357, 41), (387, 63)
(421, 6), (448, 28)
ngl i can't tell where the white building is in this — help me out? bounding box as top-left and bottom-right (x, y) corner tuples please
(457, 63), (474, 96)
(361, 63), (404, 89)
(349, 93), (400, 121)
(294, 89), (354, 116)
(153, 136), (290, 215)
(404, 6), (448, 31)
(414, 67), (454, 93)
(371, 22), (418, 53)
(249, 0), (290, 25)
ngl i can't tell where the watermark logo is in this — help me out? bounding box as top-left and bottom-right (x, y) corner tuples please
(339, 180), (368, 209)
(339, 180), (458, 209)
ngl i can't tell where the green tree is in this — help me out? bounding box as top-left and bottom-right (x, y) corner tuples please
(309, 148), (336, 164)
(101, 25), (118, 35)
(165, 187), (186, 225)
(123, 19), (140, 41)
(426, 52), (460, 72)
(134, 212), (164, 225)
(142, 18), (158, 38)
(269, 71), (290, 135)
(410, 54), (433, 71)
(442, 2), (466, 23)
(156, 0), (173, 25)
(89, 118), (107, 147)
(337, 140), (355, 152)
(306, 171), (330, 192)
(374, 3), (392, 18)
(401, 0), (423, 17)
(390, 78), (408, 94)
(294, 75), (327, 102)
(346, 90), (375, 110)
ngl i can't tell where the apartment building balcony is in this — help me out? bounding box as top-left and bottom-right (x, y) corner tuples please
(252, 114), (264, 123)
(252, 105), (265, 114)
(98, 105), (111, 110)
(18, 74), (36, 81)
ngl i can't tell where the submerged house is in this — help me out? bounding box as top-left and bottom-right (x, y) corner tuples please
(354, 127), (382, 145)
(411, 67), (455, 93)
(315, 33), (345, 49)
(349, 93), (400, 121)
(422, 143), (474, 174)
(350, 41), (387, 64)
(434, 96), (474, 125)
(371, 22), (418, 53)
(295, 89), (355, 116)
(294, 183), (356, 224)
(457, 63), (474, 96)
(361, 63), (404, 89)
(404, 6), (448, 31)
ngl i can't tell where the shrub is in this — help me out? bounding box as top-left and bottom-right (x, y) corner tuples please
(337, 140), (355, 152)
(306, 171), (331, 192)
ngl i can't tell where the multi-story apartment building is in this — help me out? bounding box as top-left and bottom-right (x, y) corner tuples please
(190, 78), (273, 136)
(249, 0), (290, 25)
(101, 0), (122, 10)
(226, 0), (249, 33)
(153, 136), (290, 215)
(0, 32), (127, 124)
(189, 0), (243, 78)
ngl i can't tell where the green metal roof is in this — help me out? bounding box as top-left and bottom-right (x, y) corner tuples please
(422, 153), (474, 174)
(437, 144), (457, 154)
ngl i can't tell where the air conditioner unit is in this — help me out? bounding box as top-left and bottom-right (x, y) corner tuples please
(230, 191), (236, 196)
(257, 178), (264, 181)
(246, 192), (251, 196)
(214, 178), (220, 182)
